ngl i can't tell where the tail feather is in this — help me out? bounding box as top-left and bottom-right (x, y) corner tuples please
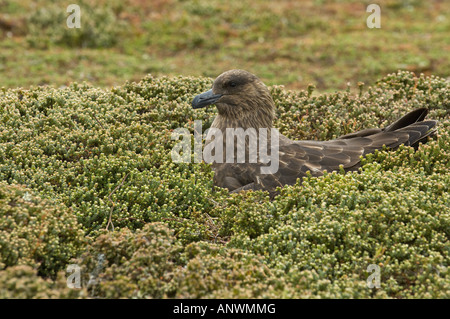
(384, 107), (429, 132)
(396, 120), (437, 147)
(337, 108), (437, 152)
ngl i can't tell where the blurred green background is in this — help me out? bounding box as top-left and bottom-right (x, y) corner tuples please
(0, 0), (448, 91)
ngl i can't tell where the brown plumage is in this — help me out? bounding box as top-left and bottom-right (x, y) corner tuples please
(192, 69), (438, 197)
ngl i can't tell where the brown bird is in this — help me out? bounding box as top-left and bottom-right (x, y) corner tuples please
(192, 69), (437, 197)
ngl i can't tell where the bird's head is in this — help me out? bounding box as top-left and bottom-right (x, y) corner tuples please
(192, 70), (275, 128)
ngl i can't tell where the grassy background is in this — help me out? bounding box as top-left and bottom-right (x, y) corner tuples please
(0, 0), (449, 91)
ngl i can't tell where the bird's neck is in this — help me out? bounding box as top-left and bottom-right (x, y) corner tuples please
(211, 108), (274, 132)
(211, 116), (269, 133)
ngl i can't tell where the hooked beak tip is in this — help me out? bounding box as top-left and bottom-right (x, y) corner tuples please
(192, 89), (222, 109)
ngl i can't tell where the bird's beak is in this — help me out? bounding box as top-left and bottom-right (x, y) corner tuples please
(192, 89), (223, 109)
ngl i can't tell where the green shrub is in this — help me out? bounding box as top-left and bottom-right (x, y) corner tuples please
(226, 166), (449, 298)
(71, 223), (182, 298)
(0, 183), (86, 278)
(0, 265), (84, 298)
(71, 224), (295, 298)
(0, 70), (448, 298)
(26, 2), (129, 49)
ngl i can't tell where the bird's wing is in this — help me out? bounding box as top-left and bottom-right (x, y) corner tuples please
(252, 142), (364, 192)
(224, 129), (423, 195)
(219, 141), (364, 195)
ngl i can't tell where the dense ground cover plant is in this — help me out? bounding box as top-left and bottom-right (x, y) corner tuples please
(0, 71), (448, 298)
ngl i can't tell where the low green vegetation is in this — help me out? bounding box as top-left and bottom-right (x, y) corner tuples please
(0, 0), (449, 90)
(0, 71), (448, 298)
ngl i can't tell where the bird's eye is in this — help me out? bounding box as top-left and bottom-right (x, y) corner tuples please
(229, 81), (237, 88)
